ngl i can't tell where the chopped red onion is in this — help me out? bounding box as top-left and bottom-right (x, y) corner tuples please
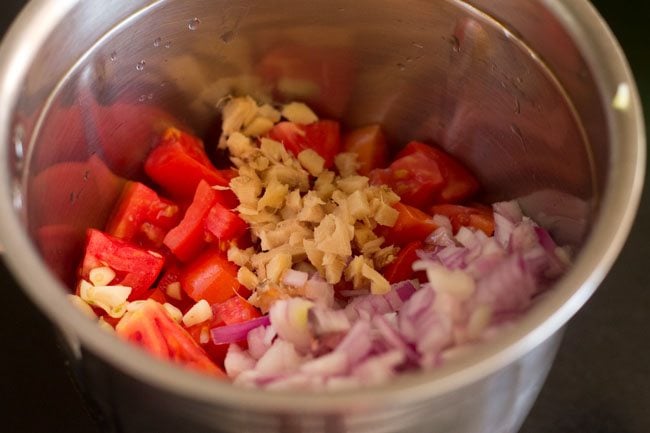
(269, 298), (314, 353)
(247, 325), (275, 360)
(334, 320), (373, 364)
(255, 340), (303, 375)
(308, 306), (351, 336)
(224, 344), (257, 378)
(210, 315), (270, 345)
(493, 200), (523, 223)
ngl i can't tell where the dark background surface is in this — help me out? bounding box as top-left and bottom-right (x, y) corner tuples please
(0, 1), (649, 432)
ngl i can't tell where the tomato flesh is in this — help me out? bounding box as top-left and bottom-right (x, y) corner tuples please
(105, 181), (181, 249)
(342, 124), (388, 175)
(383, 241), (426, 284)
(116, 300), (225, 376)
(80, 229), (165, 300)
(180, 249), (241, 304)
(430, 203), (495, 236)
(267, 120), (341, 168)
(382, 203), (439, 247)
(144, 127), (230, 201)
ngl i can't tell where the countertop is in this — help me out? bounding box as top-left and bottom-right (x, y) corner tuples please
(1, 1), (649, 432)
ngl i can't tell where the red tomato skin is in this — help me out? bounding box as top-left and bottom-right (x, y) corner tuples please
(267, 120), (341, 168)
(342, 124), (388, 175)
(180, 249), (241, 304)
(430, 203), (495, 236)
(80, 229), (165, 300)
(163, 180), (217, 262)
(144, 128), (229, 201)
(116, 300), (225, 376)
(106, 181), (181, 248)
(382, 203), (439, 247)
(204, 203), (248, 242)
(370, 141), (479, 209)
(383, 241), (426, 284)
(213, 296), (262, 325)
(397, 141), (479, 204)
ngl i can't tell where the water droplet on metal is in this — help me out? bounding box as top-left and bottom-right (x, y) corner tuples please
(450, 36), (460, 52)
(514, 98), (521, 114)
(138, 94), (146, 102)
(338, 7), (345, 12)
(69, 191), (76, 204)
(13, 124), (24, 163)
(164, 41), (172, 49)
(397, 63), (406, 71)
(412, 42), (424, 49)
(160, 81), (169, 87)
(220, 30), (234, 43)
(188, 17), (200, 31)
(83, 170), (90, 181)
(147, 93), (154, 100)
(153, 37), (162, 47)
(12, 181), (23, 210)
(516, 76), (524, 84)
(136, 60), (146, 71)
(109, 51), (117, 62)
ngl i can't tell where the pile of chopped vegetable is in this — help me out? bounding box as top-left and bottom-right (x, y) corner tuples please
(69, 96), (570, 389)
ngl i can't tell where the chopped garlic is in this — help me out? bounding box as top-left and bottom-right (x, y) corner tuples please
(166, 281), (182, 301)
(238, 266), (260, 290)
(183, 299), (213, 327)
(163, 302), (183, 323)
(297, 149), (325, 176)
(264, 165), (309, 191)
(88, 267), (116, 287)
(67, 294), (97, 319)
(322, 253), (346, 284)
(281, 102), (318, 124)
(126, 300), (148, 312)
(80, 282), (132, 319)
(315, 215), (352, 257)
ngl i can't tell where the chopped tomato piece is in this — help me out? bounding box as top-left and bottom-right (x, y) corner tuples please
(382, 203), (439, 246)
(180, 249), (241, 304)
(342, 124), (388, 175)
(267, 120), (341, 168)
(430, 203), (495, 236)
(80, 229), (165, 300)
(205, 202), (248, 242)
(213, 296), (262, 326)
(369, 151), (445, 209)
(163, 180), (217, 262)
(105, 181), (181, 248)
(115, 300), (225, 376)
(144, 127), (230, 201)
(383, 241), (426, 284)
(146, 287), (168, 304)
(370, 141), (479, 209)
(397, 141), (479, 204)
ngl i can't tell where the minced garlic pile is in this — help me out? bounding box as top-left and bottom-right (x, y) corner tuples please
(219, 97), (401, 312)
